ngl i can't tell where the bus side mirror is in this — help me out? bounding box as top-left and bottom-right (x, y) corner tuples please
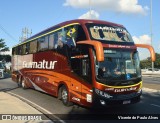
(77, 40), (104, 61)
(135, 44), (156, 62)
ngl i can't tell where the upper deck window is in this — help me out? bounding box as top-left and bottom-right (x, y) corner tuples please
(38, 36), (49, 51)
(86, 23), (134, 43)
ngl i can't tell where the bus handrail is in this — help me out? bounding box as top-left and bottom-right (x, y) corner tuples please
(77, 40), (104, 61)
(135, 44), (156, 62)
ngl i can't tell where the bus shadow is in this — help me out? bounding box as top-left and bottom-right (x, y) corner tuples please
(56, 92), (160, 120)
(0, 87), (19, 92)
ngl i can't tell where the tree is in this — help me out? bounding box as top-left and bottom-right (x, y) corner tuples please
(140, 59), (152, 69)
(154, 53), (160, 68)
(0, 39), (9, 52)
(140, 53), (160, 69)
(0, 55), (11, 62)
(0, 39), (10, 62)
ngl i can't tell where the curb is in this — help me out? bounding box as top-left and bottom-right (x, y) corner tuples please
(7, 92), (65, 123)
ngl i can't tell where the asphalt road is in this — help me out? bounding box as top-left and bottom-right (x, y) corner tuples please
(0, 76), (160, 123)
(142, 76), (160, 90)
(142, 76), (160, 84)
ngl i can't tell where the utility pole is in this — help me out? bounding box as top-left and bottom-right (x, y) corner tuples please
(89, 0), (92, 19)
(150, 0), (154, 72)
(19, 27), (32, 42)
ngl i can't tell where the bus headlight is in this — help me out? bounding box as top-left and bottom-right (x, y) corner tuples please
(95, 89), (113, 99)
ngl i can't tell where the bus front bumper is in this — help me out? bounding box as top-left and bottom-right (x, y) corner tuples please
(93, 89), (142, 107)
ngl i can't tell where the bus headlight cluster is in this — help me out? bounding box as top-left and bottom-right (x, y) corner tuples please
(95, 88), (113, 99)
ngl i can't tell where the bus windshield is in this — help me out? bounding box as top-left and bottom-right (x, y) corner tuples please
(86, 23), (134, 42)
(95, 49), (141, 85)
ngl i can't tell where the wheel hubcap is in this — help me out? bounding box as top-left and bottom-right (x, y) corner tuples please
(22, 80), (25, 88)
(62, 89), (67, 102)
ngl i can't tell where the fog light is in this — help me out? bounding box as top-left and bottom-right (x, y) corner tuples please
(137, 89), (142, 94)
(100, 100), (106, 105)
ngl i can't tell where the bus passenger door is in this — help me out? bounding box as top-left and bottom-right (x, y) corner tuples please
(70, 53), (82, 105)
(81, 56), (93, 107)
(70, 46), (92, 106)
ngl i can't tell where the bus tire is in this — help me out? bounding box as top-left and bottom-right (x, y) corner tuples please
(61, 85), (73, 106)
(58, 86), (62, 100)
(21, 78), (27, 89)
(17, 76), (22, 87)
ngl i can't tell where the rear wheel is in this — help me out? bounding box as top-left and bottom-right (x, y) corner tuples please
(21, 78), (27, 89)
(17, 76), (27, 89)
(17, 76), (22, 87)
(61, 85), (73, 106)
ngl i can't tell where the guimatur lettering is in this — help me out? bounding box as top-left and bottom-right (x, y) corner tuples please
(23, 60), (57, 69)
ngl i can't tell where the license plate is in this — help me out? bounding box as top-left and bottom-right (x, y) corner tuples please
(123, 100), (131, 104)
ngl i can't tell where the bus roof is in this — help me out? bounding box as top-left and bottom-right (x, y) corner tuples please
(56, 19), (124, 28)
(13, 19), (124, 47)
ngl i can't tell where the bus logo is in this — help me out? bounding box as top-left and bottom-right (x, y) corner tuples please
(114, 87), (137, 93)
(23, 60), (57, 69)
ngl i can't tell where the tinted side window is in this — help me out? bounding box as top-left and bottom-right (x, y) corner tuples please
(22, 44), (26, 55)
(30, 40), (37, 53)
(49, 34), (54, 49)
(38, 36), (48, 51)
(12, 47), (17, 55)
(18, 46), (22, 55)
(26, 42), (30, 54)
(65, 26), (77, 47)
(76, 25), (87, 41)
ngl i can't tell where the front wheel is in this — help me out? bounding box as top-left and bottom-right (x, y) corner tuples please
(61, 85), (73, 106)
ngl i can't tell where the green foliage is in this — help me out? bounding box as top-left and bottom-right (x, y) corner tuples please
(0, 55), (11, 62)
(0, 39), (10, 62)
(140, 53), (160, 69)
(0, 39), (9, 52)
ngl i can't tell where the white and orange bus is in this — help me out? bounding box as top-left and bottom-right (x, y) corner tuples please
(12, 19), (155, 107)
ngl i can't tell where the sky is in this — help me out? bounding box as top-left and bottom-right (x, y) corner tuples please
(0, 0), (159, 60)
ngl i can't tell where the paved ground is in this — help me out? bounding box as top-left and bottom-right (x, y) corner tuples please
(0, 92), (53, 123)
(0, 74), (160, 123)
(143, 83), (160, 90)
(142, 75), (160, 90)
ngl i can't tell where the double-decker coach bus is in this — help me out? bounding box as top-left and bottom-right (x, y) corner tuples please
(12, 19), (155, 107)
